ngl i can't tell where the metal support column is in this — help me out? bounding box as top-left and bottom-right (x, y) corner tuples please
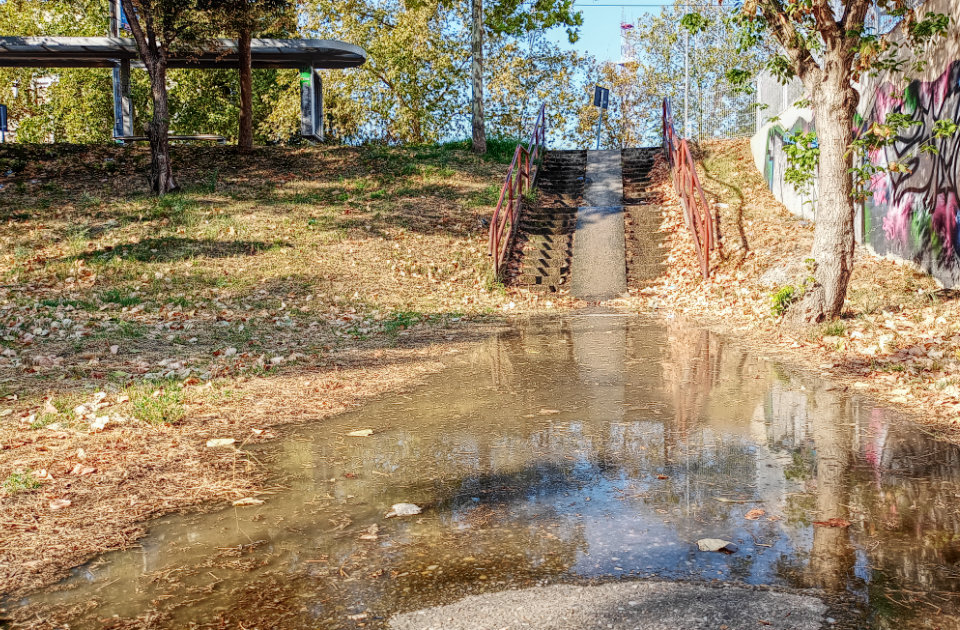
(300, 66), (323, 141)
(110, 0), (134, 141)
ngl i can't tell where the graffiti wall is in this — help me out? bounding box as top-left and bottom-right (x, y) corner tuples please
(860, 61), (960, 286)
(750, 106), (818, 221)
(750, 0), (960, 286)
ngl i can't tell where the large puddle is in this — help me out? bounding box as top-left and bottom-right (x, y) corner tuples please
(7, 315), (960, 628)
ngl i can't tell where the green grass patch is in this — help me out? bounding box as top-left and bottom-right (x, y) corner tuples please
(822, 321), (846, 337)
(130, 382), (185, 425)
(3, 471), (42, 496)
(382, 310), (425, 333)
(99, 289), (142, 307)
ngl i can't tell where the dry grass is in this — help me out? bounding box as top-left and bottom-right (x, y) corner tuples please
(0, 143), (571, 597)
(620, 139), (960, 440)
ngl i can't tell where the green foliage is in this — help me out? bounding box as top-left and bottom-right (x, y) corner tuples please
(680, 12), (710, 35)
(770, 285), (798, 317)
(782, 131), (820, 193)
(3, 471), (42, 496)
(907, 11), (951, 46)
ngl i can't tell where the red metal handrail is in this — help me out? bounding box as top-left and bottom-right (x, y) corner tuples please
(663, 98), (715, 279)
(488, 104), (548, 279)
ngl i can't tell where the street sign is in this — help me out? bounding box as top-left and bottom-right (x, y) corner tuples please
(592, 87), (609, 149)
(593, 86), (610, 110)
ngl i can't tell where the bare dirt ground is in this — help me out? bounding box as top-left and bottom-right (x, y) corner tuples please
(617, 139), (960, 442)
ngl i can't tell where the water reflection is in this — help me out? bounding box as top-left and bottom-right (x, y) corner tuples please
(7, 315), (960, 629)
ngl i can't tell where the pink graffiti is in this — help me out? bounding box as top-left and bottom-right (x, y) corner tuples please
(882, 195), (914, 243)
(870, 171), (891, 205)
(874, 84), (904, 123)
(933, 191), (959, 253)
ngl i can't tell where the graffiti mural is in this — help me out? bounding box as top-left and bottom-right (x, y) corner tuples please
(859, 60), (960, 287)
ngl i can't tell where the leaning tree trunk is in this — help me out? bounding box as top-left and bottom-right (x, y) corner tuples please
(237, 26), (254, 153)
(470, 0), (486, 155)
(791, 66), (858, 324)
(146, 59), (178, 194)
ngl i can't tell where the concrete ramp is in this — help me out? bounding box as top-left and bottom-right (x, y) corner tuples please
(570, 150), (626, 301)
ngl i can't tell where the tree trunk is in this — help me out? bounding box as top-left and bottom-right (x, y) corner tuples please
(470, 0), (486, 155)
(120, 0), (177, 195)
(237, 26), (254, 153)
(790, 67), (857, 324)
(147, 58), (178, 194)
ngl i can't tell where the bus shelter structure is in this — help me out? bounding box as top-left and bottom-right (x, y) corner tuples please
(0, 35), (366, 142)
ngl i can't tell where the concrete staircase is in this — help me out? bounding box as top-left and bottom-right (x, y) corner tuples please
(507, 150), (587, 292)
(505, 147), (664, 296)
(622, 148), (666, 287)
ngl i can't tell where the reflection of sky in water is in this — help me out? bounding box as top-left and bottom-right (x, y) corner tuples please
(10, 315), (960, 629)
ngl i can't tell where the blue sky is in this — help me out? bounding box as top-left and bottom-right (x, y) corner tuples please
(546, 2), (674, 63)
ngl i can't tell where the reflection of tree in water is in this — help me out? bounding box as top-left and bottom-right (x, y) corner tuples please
(769, 385), (960, 628)
(849, 420), (960, 629)
(806, 390), (856, 591)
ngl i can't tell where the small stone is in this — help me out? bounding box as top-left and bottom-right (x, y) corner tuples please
(385, 503), (422, 518)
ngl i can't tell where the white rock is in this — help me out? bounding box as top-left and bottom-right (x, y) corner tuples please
(385, 503), (422, 518)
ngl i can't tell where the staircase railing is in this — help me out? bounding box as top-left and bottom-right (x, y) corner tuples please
(489, 104), (547, 279)
(663, 98), (715, 279)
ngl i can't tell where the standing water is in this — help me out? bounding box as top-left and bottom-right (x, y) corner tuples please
(6, 315), (960, 628)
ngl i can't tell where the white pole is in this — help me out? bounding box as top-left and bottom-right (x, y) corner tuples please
(756, 78), (761, 134)
(684, 29), (690, 138)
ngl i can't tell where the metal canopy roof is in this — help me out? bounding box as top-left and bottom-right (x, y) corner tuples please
(0, 37), (366, 69)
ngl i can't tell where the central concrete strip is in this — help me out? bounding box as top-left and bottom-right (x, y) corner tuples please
(389, 581), (829, 630)
(570, 150), (626, 301)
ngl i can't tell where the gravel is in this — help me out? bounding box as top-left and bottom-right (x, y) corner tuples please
(389, 581), (828, 630)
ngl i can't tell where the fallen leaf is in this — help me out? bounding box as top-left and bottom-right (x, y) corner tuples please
(744, 508), (765, 520)
(656, 474), (669, 480)
(813, 518), (851, 528)
(347, 429), (374, 437)
(48, 498), (71, 511)
(232, 497), (264, 506)
(69, 464), (96, 476)
(359, 524), (380, 540)
(206, 438), (236, 448)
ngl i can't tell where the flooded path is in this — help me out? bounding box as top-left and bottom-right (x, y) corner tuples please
(6, 315), (960, 628)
